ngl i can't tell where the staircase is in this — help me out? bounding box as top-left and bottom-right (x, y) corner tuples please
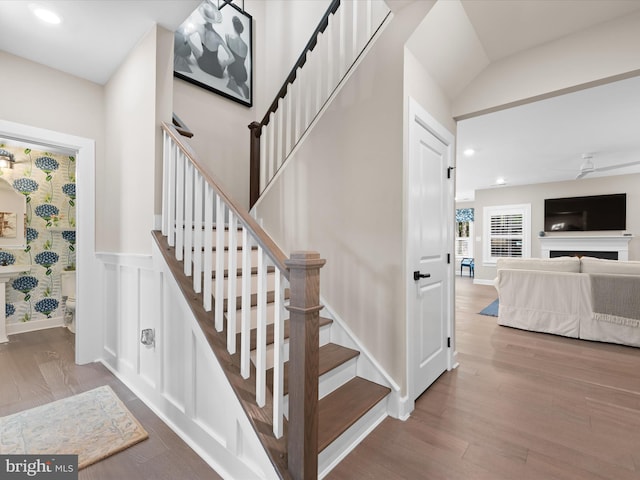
(154, 2), (395, 477)
(157, 123), (390, 479)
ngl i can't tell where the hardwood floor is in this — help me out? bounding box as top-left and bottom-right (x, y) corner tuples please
(4, 279), (640, 479)
(0, 328), (222, 480)
(328, 276), (640, 480)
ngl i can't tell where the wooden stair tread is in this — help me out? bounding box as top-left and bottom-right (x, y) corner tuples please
(318, 377), (390, 453)
(267, 342), (359, 395)
(237, 317), (333, 351)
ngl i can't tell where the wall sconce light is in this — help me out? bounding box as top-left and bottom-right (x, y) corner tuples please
(0, 149), (15, 169)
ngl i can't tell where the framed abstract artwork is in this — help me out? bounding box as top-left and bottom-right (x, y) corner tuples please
(174, 0), (253, 107)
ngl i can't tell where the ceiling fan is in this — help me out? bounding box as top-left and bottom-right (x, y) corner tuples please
(576, 153), (640, 179)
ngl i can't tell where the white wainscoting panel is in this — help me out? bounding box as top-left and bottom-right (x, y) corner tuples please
(97, 247), (279, 480)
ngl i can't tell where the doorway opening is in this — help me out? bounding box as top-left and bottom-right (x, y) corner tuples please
(0, 119), (99, 365)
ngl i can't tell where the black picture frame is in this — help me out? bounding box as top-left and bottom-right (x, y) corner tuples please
(174, 0), (253, 107)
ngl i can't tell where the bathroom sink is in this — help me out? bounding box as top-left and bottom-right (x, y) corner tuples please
(0, 264), (31, 281)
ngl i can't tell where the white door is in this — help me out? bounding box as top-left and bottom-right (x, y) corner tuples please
(407, 99), (453, 402)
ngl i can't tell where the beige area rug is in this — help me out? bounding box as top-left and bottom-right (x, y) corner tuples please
(0, 385), (148, 469)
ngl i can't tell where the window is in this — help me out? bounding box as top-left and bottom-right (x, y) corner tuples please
(455, 208), (474, 258)
(483, 204), (531, 265)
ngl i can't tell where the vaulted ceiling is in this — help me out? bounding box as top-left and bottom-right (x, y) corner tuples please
(406, 0), (640, 200)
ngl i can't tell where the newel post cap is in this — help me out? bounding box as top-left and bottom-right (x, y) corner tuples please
(248, 121), (263, 136)
(285, 251), (326, 269)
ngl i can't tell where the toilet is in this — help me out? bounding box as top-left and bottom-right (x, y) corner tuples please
(60, 271), (76, 333)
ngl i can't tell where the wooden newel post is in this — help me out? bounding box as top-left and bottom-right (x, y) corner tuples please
(285, 251), (326, 480)
(248, 121), (262, 209)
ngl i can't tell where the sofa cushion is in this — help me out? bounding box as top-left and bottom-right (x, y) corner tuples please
(580, 257), (640, 275)
(496, 256), (581, 273)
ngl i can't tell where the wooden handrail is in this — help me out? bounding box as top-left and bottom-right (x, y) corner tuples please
(259, 0), (341, 128)
(162, 121), (289, 278)
(172, 113), (194, 138)
(249, 0), (341, 207)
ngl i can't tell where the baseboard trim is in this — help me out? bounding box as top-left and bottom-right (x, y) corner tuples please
(7, 316), (64, 336)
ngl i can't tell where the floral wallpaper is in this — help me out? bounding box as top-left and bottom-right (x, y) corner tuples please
(0, 144), (76, 324)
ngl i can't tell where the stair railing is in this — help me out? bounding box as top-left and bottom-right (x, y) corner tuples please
(162, 122), (324, 477)
(249, 0), (391, 207)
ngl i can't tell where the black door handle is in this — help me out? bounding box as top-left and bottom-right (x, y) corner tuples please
(413, 271), (431, 281)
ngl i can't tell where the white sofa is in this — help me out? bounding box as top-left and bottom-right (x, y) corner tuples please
(495, 256), (640, 348)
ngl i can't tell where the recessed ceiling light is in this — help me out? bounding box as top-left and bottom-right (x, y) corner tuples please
(495, 177), (506, 185)
(463, 148), (475, 157)
(29, 4), (62, 25)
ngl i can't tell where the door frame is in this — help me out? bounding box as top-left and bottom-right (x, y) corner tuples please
(0, 119), (100, 365)
(404, 97), (456, 412)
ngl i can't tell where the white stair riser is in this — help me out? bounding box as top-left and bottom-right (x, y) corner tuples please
(212, 271), (277, 300)
(179, 228), (244, 249)
(249, 322), (333, 371)
(231, 302), (278, 332)
(318, 399), (388, 479)
(283, 354), (357, 419)
(191, 248), (259, 270)
(212, 229), (244, 248)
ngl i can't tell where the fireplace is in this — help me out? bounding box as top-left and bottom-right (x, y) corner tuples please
(539, 235), (631, 261)
(549, 250), (618, 260)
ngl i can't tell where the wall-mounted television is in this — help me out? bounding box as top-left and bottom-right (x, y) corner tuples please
(544, 193), (626, 232)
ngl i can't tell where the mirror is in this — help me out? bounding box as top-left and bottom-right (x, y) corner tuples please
(0, 177), (26, 250)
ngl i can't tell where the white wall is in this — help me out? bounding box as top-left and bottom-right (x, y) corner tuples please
(453, 10), (640, 118)
(0, 51), (105, 145)
(470, 173), (640, 283)
(103, 26), (159, 254)
(255, 0), (437, 396)
(403, 49), (455, 134)
(155, 28), (176, 217)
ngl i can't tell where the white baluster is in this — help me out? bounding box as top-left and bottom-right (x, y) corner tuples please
(193, 173), (203, 293)
(365, 0), (373, 40)
(271, 110), (280, 180)
(256, 247), (267, 407)
(267, 120), (275, 185)
(281, 93), (290, 161)
(284, 86), (294, 159)
(293, 72), (303, 147)
(325, 15), (337, 101)
(184, 161), (194, 276)
(203, 185), (213, 312)
(338, 1), (351, 79)
(227, 212), (237, 354)
(175, 151), (185, 261)
(272, 270), (285, 438)
(305, 49), (317, 125)
(215, 195), (225, 332)
(162, 132), (170, 236)
(352, 0), (360, 59)
(272, 105), (280, 174)
(314, 31), (325, 114)
(259, 128), (267, 193)
(240, 227), (251, 379)
(276, 98), (284, 171)
(299, 52), (313, 130)
(167, 142), (177, 247)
